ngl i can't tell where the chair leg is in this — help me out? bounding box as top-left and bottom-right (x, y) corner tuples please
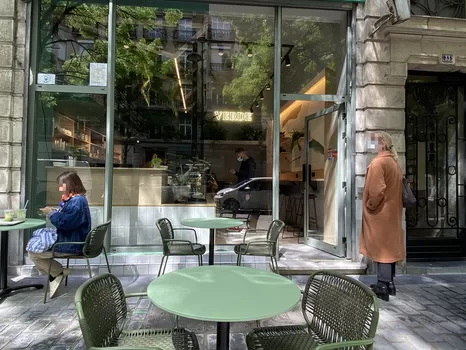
(158, 256), (166, 277)
(103, 247), (111, 273)
(198, 255), (203, 266)
(85, 258), (92, 279)
(272, 256), (279, 274)
(162, 256), (169, 275)
(237, 254), (242, 267)
(65, 258), (70, 287)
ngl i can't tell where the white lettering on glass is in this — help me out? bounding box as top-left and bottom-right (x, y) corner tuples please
(213, 111), (253, 122)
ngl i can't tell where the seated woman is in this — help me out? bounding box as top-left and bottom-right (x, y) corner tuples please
(27, 171), (91, 299)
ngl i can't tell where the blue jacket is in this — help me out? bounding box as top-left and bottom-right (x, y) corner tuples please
(47, 195), (91, 254)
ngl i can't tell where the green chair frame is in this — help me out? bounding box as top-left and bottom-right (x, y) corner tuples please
(246, 270), (380, 350)
(234, 220), (285, 273)
(44, 221), (112, 303)
(75, 273), (200, 350)
(156, 218), (206, 277)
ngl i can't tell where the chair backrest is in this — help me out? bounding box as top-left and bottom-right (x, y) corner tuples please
(302, 271), (379, 347)
(75, 273), (127, 348)
(267, 219), (285, 243)
(83, 221), (111, 258)
(156, 218), (175, 253)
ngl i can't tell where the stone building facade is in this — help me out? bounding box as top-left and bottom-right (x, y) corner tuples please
(2, 0), (466, 271)
(354, 0), (466, 263)
(0, 0), (28, 267)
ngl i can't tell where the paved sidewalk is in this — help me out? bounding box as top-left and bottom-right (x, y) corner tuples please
(0, 273), (465, 349)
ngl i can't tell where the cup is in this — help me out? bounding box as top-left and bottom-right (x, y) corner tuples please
(3, 209), (15, 222)
(16, 209), (27, 220)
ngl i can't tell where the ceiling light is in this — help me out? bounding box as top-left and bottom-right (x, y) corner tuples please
(266, 83), (271, 91)
(285, 54), (291, 67)
(247, 47), (253, 57)
(260, 91), (264, 100)
(255, 101), (260, 108)
(218, 45), (224, 56)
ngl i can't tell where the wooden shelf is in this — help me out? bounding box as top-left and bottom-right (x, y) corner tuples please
(53, 112), (121, 164)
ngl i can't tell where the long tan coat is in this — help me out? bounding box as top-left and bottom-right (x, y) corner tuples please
(360, 151), (405, 263)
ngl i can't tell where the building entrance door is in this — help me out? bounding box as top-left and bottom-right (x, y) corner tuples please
(302, 102), (346, 256)
(405, 74), (466, 260)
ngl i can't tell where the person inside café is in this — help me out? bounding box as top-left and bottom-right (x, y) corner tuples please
(229, 148), (256, 183)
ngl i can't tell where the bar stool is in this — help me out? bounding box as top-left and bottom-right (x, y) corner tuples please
(308, 194), (318, 232)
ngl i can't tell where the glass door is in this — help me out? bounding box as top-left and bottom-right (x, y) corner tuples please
(303, 102), (346, 256)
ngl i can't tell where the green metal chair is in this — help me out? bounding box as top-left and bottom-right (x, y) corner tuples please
(44, 221), (112, 303)
(234, 220), (285, 273)
(156, 218), (206, 277)
(246, 270), (380, 350)
(75, 273), (200, 350)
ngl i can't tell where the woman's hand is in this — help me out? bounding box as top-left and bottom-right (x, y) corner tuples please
(40, 207), (54, 215)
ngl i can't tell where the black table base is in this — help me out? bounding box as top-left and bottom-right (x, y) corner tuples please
(1, 230), (43, 299)
(209, 228), (215, 265)
(217, 322), (230, 350)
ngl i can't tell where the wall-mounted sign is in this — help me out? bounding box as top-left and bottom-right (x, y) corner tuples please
(37, 73), (56, 85)
(441, 54), (454, 64)
(89, 62), (108, 86)
(214, 111), (253, 122)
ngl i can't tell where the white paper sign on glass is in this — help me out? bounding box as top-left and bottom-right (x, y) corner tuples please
(89, 63), (107, 86)
(37, 73), (56, 85)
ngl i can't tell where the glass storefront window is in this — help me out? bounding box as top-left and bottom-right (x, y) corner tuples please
(278, 8), (347, 254)
(280, 8), (347, 95)
(37, 0), (108, 86)
(110, 2), (274, 248)
(30, 92), (107, 229)
(29, 3), (351, 255)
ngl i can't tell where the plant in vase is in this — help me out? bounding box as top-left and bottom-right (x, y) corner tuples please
(151, 153), (162, 168)
(289, 129), (325, 155)
(66, 145), (84, 166)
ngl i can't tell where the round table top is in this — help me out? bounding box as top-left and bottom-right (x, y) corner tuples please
(181, 217), (243, 229)
(0, 218), (46, 232)
(147, 266), (301, 323)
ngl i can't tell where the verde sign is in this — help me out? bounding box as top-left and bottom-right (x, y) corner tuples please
(214, 111), (253, 122)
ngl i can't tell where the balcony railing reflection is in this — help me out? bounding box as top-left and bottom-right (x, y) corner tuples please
(144, 27), (167, 41)
(410, 0), (466, 18)
(208, 28), (234, 41)
(210, 63), (233, 72)
(173, 29), (197, 41)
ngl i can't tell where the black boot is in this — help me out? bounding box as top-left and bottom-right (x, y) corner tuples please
(371, 282), (389, 302)
(370, 281), (396, 296)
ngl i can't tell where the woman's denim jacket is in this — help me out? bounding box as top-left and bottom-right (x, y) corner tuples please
(47, 195), (91, 255)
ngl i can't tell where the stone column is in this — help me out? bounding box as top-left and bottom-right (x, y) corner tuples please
(354, 0), (408, 264)
(0, 0), (27, 269)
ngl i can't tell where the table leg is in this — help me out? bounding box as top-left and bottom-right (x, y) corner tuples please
(0, 231), (43, 299)
(216, 322), (230, 350)
(209, 228), (215, 265)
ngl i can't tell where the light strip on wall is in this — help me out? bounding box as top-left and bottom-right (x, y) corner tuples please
(173, 57), (187, 113)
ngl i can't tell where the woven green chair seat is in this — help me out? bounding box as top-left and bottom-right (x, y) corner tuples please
(75, 273), (200, 350)
(247, 325), (324, 350)
(245, 271), (380, 350)
(234, 243), (273, 256)
(168, 243), (206, 256)
(118, 328), (198, 349)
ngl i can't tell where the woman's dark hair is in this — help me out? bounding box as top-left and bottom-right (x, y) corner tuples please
(57, 171), (86, 195)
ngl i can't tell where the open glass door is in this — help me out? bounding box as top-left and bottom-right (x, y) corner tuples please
(303, 102), (346, 256)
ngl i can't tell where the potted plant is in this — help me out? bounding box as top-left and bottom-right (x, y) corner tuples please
(66, 145), (83, 167)
(289, 129), (325, 155)
(151, 153), (162, 168)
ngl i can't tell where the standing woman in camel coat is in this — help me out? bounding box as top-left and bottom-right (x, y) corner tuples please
(360, 131), (404, 302)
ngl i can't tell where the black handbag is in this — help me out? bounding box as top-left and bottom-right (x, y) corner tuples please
(402, 177), (416, 208)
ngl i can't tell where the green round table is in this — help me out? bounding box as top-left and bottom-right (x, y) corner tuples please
(181, 217), (243, 265)
(0, 218), (46, 298)
(147, 265), (301, 350)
